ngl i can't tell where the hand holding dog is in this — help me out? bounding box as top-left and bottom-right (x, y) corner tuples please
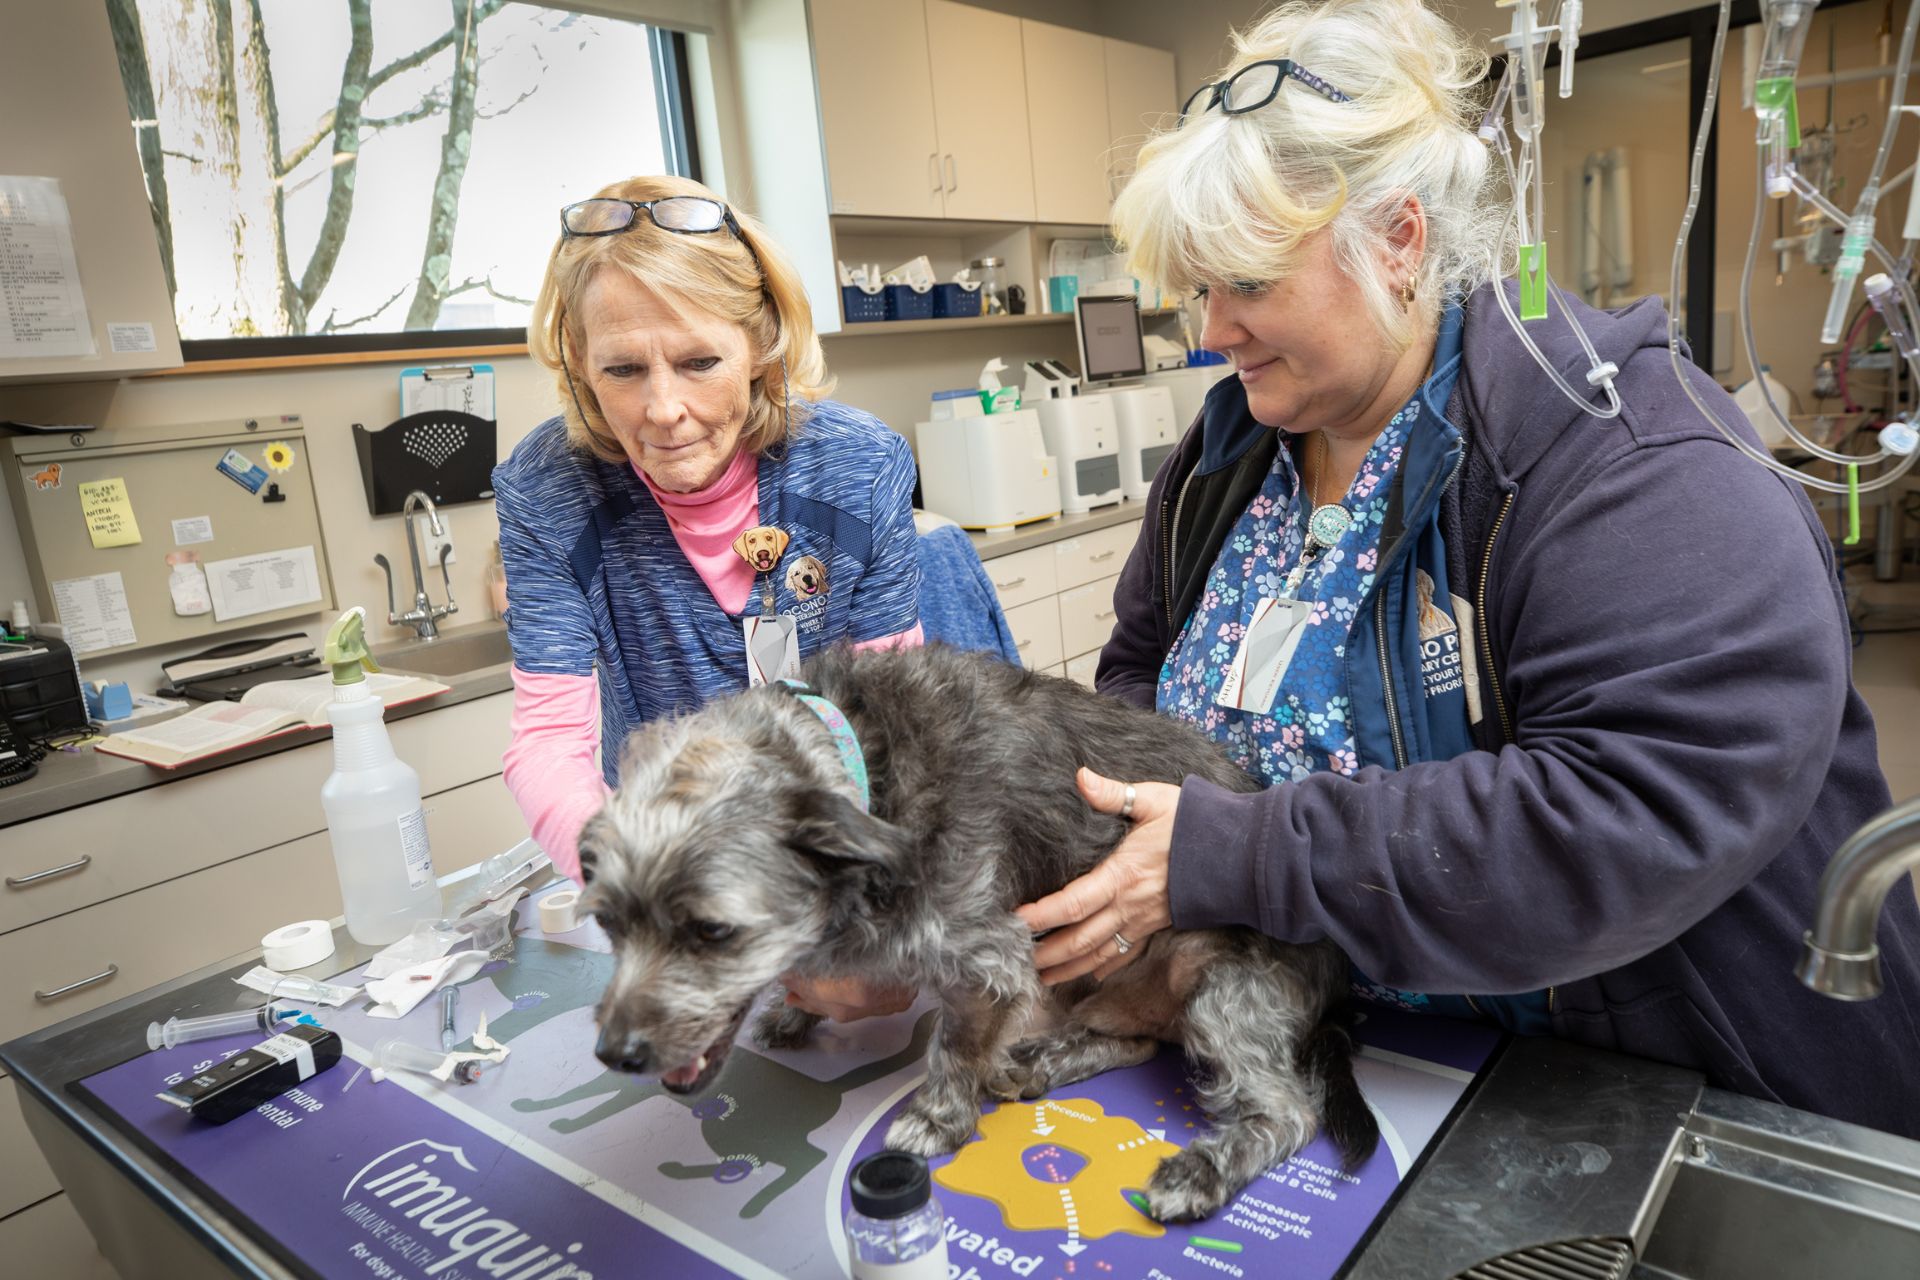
(782, 973), (916, 1023)
(1018, 768), (1178, 985)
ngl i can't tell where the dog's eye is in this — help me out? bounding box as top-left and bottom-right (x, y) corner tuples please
(693, 920), (735, 944)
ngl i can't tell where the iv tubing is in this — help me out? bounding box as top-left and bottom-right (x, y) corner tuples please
(1669, 0), (1919, 495)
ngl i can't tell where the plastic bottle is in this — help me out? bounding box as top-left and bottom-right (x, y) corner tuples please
(1732, 366), (1796, 450)
(320, 607), (441, 945)
(845, 1152), (949, 1279)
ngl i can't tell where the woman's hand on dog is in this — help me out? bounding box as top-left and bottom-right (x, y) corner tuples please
(1017, 767), (1177, 985)
(781, 974), (917, 1023)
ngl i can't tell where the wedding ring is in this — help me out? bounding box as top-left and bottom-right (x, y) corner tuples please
(1113, 932), (1133, 955)
(1120, 784), (1136, 820)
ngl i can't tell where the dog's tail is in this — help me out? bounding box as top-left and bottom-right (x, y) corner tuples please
(1301, 1020), (1378, 1171)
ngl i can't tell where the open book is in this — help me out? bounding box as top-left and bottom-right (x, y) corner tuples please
(96, 671), (450, 768)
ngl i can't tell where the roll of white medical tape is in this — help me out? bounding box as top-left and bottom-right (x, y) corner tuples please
(261, 920), (336, 971)
(539, 890), (581, 934)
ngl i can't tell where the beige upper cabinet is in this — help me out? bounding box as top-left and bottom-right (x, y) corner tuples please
(811, 0), (945, 218)
(0, 0), (182, 383)
(1104, 37), (1180, 200)
(925, 1), (1036, 222)
(1022, 21), (1112, 226)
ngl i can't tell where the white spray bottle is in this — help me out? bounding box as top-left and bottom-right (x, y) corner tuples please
(321, 607), (441, 944)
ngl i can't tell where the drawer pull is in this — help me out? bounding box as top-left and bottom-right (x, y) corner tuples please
(1090, 550), (1117, 562)
(995, 576), (1027, 591)
(1095, 609), (1117, 620)
(35, 964), (118, 1002)
(1017, 638), (1033, 648)
(7, 855), (92, 888)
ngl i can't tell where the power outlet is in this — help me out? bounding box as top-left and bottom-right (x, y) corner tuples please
(417, 512), (456, 567)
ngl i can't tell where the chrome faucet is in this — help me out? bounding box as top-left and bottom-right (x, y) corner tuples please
(374, 490), (458, 640)
(1796, 796), (1920, 1000)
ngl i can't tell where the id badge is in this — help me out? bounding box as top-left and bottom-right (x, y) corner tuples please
(743, 613), (801, 687)
(1215, 597), (1312, 713)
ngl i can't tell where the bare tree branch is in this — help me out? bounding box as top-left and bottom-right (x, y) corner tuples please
(106, 0), (175, 298)
(442, 274), (534, 307)
(294, 0), (372, 316)
(477, 79), (540, 120)
(365, 88), (448, 131)
(319, 282), (411, 333)
(242, 0), (301, 331)
(405, 0), (484, 330)
(279, 0), (507, 175)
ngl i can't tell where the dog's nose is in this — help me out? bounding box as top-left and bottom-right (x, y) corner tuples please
(595, 1026), (653, 1073)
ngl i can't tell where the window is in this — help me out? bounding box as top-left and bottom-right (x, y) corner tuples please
(105, 1), (700, 357)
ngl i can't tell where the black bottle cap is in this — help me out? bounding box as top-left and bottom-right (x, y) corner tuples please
(849, 1151), (931, 1219)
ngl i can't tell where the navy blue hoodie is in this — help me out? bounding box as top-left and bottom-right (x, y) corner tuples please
(1097, 283), (1920, 1137)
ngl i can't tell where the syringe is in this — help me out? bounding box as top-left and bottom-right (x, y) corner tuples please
(146, 1005), (304, 1052)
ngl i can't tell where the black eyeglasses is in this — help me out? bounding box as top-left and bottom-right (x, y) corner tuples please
(561, 195), (742, 238)
(1180, 59), (1352, 121)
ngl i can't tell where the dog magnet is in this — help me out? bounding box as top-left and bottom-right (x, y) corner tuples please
(731, 525), (790, 575)
(743, 613), (801, 687)
(1215, 597), (1312, 714)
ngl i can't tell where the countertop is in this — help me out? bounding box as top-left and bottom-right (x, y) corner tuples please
(0, 623), (514, 830)
(964, 501), (1145, 560)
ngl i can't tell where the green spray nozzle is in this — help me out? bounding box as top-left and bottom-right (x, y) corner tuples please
(324, 606), (383, 685)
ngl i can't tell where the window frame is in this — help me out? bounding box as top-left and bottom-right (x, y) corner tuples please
(167, 17), (702, 365)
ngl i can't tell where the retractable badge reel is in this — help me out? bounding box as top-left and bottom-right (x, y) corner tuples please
(732, 526), (801, 686)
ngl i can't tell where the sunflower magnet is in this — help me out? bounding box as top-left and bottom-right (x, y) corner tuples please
(262, 441), (297, 472)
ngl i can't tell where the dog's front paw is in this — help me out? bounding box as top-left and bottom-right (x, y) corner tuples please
(885, 1098), (978, 1156)
(1004, 1038), (1057, 1100)
(752, 1002), (821, 1050)
(1145, 1148), (1231, 1223)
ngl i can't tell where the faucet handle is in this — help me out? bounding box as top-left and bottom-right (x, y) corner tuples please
(373, 553), (400, 623)
(436, 544), (458, 617)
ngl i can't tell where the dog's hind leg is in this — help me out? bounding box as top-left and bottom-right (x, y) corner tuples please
(1006, 1024), (1156, 1099)
(1144, 968), (1326, 1223)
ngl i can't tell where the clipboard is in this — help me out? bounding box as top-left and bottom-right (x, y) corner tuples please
(400, 364), (496, 420)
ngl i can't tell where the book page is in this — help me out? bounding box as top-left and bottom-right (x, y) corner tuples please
(109, 703), (299, 753)
(243, 671), (443, 725)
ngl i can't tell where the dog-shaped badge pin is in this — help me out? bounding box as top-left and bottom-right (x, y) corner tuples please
(731, 526), (789, 575)
(784, 554), (828, 600)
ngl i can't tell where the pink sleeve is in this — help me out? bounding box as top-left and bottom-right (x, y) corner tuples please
(502, 665), (611, 884)
(853, 623), (924, 653)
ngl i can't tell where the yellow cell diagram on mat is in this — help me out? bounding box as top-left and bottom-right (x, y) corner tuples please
(937, 1098), (1180, 1241)
(78, 477), (142, 548)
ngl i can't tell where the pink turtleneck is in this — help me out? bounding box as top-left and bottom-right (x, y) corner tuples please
(504, 449), (921, 882)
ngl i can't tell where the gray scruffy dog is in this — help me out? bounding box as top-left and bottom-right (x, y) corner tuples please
(576, 643), (1378, 1222)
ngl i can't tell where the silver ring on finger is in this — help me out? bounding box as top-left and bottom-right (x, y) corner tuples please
(1112, 932), (1133, 955)
(1120, 784), (1136, 821)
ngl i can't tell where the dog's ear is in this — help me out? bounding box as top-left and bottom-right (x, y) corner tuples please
(786, 788), (911, 875)
(730, 530), (755, 561)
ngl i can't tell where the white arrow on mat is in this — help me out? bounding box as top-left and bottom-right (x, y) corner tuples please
(1057, 1186), (1086, 1256)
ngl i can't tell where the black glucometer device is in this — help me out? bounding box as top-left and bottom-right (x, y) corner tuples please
(157, 1023), (342, 1125)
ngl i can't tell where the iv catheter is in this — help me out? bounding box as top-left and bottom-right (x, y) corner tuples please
(1483, 0), (1622, 418)
(1668, 0), (1920, 495)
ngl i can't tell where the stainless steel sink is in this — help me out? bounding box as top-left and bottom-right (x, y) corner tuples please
(372, 622), (513, 679)
(1634, 1092), (1920, 1279)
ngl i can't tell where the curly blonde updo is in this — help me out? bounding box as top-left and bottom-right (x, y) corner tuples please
(528, 175), (834, 464)
(1112, 0), (1504, 351)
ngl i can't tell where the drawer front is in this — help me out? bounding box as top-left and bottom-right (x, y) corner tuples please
(0, 775), (516, 1054)
(1004, 597), (1064, 671)
(1053, 520), (1140, 591)
(0, 1192), (112, 1278)
(983, 545), (1058, 611)
(0, 692), (510, 935)
(1066, 650), (1101, 689)
(1059, 574), (1121, 660)
(0, 1076), (59, 1219)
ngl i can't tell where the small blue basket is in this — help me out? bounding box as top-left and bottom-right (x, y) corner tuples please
(841, 285), (886, 324)
(931, 282), (982, 318)
(884, 283), (934, 322)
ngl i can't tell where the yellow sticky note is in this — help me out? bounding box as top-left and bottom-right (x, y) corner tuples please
(78, 477), (142, 549)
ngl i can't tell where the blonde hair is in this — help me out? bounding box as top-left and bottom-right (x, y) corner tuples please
(1111, 0), (1502, 350)
(528, 175), (833, 464)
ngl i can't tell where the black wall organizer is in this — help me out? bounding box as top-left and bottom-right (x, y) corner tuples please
(352, 410), (498, 516)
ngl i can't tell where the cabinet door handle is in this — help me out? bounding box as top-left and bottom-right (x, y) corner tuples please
(1095, 609), (1117, 621)
(35, 964), (118, 1002)
(995, 576), (1026, 591)
(945, 154), (957, 193)
(7, 854), (92, 888)
(929, 152), (941, 194)
(1090, 550), (1117, 562)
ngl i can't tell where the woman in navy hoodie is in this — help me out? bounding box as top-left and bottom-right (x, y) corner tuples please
(1019, 0), (1920, 1136)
